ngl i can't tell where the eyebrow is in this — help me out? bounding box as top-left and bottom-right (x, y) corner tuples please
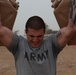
(29, 35), (43, 37)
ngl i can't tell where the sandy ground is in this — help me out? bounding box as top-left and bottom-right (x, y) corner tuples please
(0, 46), (76, 75)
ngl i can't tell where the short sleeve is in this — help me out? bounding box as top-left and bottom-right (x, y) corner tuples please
(8, 34), (19, 55)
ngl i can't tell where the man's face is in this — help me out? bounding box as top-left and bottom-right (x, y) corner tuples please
(26, 28), (45, 48)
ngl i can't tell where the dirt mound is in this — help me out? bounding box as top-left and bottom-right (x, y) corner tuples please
(0, 46), (76, 75)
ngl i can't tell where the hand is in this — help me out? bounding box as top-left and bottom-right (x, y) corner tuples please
(9, 0), (19, 10)
(51, 0), (61, 8)
(51, 0), (55, 2)
(68, 19), (76, 33)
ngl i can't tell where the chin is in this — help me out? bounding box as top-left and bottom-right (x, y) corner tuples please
(32, 45), (40, 48)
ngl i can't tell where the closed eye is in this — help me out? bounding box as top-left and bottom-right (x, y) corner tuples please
(37, 35), (43, 38)
(30, 35), (34, 38)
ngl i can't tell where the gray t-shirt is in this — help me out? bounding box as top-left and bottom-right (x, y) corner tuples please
(8, 33), (64, 75)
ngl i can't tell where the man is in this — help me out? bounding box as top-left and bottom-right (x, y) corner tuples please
(0, 16), (75, 75)
(0, 0), (76, 75)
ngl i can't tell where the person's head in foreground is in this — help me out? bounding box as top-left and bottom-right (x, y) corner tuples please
(25, 16), (46, 48)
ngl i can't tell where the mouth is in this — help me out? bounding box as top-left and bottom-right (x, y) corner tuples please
(33, 43), (39, 46)
(32, 42), (40, 47)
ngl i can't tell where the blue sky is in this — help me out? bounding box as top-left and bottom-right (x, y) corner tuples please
(13, 0), (60, 35)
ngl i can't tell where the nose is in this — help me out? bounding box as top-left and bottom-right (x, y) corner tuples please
(33, 37), (38, 42)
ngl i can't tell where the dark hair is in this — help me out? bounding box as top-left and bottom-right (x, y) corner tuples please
(25, 16), (45, 32)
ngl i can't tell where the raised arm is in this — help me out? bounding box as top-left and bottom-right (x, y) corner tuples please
(0, 22), (14, 47)
(57, 0), (76, 47)
(57, 21), (76, 47)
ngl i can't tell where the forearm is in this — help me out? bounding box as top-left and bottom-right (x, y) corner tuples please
(57, 22), (75, 47)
